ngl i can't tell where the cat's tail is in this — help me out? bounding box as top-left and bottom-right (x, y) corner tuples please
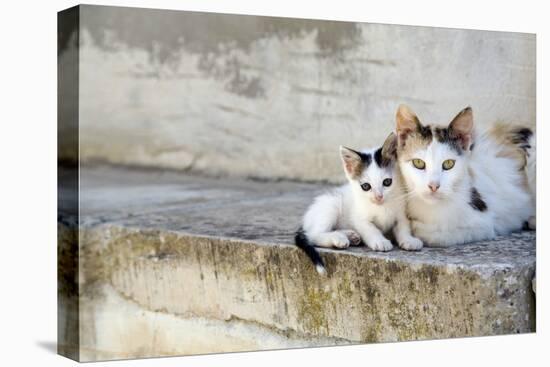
(487, 122), (534, 170)
(487, 122), (536, 229)
(525, 131), (536, 229)
(525, 131), (536, 198)
(294, 228), (327, 275)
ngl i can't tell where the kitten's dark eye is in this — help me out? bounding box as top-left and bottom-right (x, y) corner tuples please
(383, 178), (392, 187)
(360, 182), (371, 191)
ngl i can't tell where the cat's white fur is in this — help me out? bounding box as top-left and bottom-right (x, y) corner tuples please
(302, 143), (423, 253)
(397, 105), (535, 246)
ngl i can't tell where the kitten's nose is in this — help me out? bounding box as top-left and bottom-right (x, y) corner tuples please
(428, 182), (440, 192)
(375, 194), (384, 203)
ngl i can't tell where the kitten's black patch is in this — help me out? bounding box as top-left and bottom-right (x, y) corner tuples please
(346, 147), (372, 167)
(342, 148), (372, 178)
(373, 148), (383, 167)
(359, 152), (372, 167)
(434, 127), (463, 154)
(469, 187), (487, 212)
(374, 147), (394, 168)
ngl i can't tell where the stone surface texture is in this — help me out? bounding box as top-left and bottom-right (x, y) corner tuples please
(58, 165), (536, 361)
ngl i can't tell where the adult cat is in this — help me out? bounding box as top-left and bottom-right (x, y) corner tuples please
(395, 104), (535, 246)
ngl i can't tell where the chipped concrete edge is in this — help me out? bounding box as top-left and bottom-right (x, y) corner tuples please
(58, 222), (536, 360)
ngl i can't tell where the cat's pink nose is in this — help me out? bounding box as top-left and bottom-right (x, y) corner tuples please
(428, 182), (440, 192)
(375, 194), (384, 202)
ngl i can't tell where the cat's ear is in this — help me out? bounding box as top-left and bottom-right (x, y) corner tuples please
(381, 132), (398, 164)
(340, 146), (363, 178)
(449, 106), (473, 150)
(396, 104), (420, 147)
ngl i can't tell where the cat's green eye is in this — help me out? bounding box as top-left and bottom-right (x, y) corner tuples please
(412, 159), (426, 170)
(442, 159), (456, 170)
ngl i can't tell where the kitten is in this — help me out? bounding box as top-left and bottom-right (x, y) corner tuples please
(394, 104), (535, 247)
(295, 133), (423, 275)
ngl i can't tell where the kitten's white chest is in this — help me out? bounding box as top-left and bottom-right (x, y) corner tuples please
(356, 202), (396, 233)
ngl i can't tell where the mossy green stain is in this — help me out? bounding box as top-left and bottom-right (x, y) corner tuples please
(337, 273), (354, 299)
(418, 265), (440, 289)
(297, 287), (331, 334)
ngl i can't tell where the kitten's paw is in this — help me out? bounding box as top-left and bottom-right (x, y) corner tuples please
(399, 236), (423, 251)
(342, 230), (362, 246)
(367, 237), (393, 252)
(330, 232), (350, 249)
(528, 216), (536, 230)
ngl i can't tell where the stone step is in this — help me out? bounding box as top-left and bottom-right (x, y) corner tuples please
(58, 165), (536, 361)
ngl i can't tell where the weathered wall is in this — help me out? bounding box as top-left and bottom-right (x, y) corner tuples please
(65, 5), (535, 182)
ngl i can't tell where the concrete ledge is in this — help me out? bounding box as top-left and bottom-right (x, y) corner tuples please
(60, 165), (536, 361)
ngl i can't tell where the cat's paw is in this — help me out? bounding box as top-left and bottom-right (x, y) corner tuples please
(330, 232), (350, 249)
(342, 230), (362, 246)
(367, 237), (393, 252)
(398, 236), (423, 251)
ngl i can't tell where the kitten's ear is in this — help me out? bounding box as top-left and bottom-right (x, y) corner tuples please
(396, 104), (420, 147)
(340, 146), (363, 179)
(381, 132), (398, 164)
(449, 106), (473, 150)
